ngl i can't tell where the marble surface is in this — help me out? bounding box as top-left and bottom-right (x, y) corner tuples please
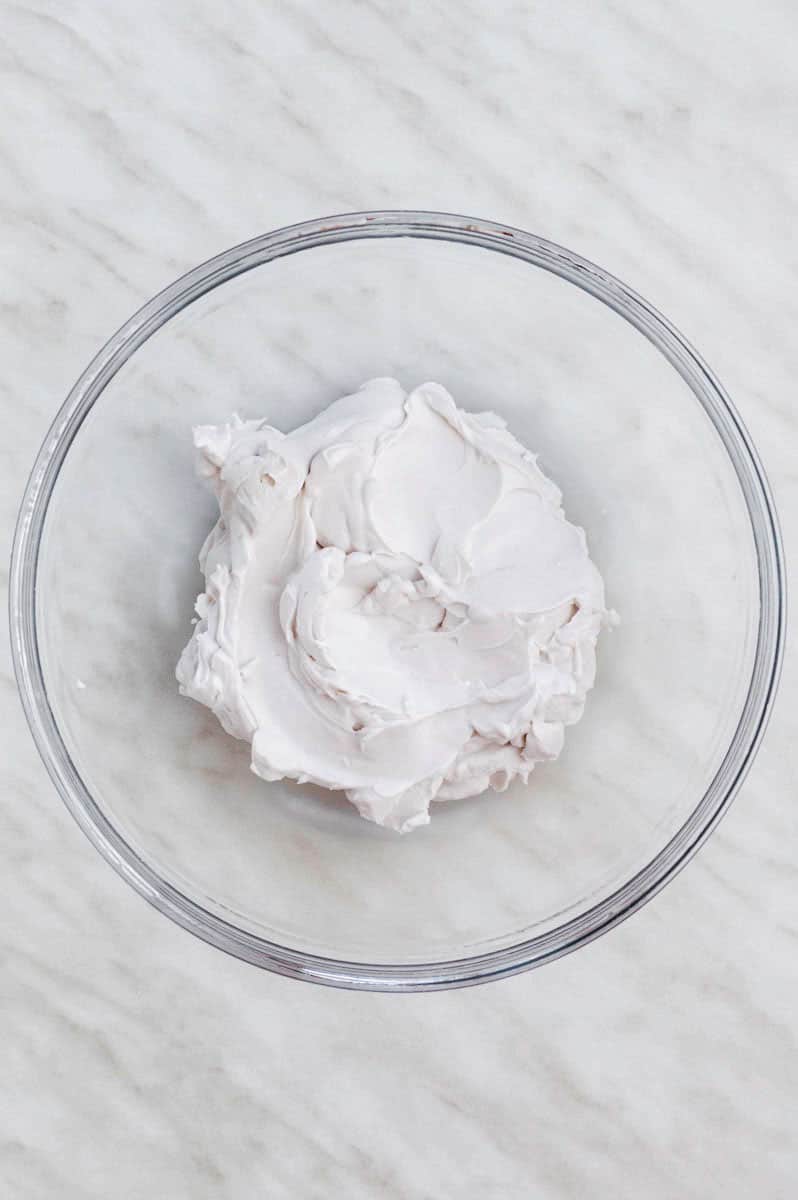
(2, 2), (796, 1196)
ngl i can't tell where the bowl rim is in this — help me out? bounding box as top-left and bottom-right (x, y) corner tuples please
(9, 210), (786, 991)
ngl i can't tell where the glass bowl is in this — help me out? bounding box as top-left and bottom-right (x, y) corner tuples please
(10, 212), (785, 991)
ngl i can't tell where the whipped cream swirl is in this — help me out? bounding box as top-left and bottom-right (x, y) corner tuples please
(177, 379), (610, 832)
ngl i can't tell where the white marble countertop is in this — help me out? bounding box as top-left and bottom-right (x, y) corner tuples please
(2, 3), (796, 1196)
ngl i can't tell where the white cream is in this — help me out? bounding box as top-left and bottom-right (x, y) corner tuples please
(177, 379), (610, 832)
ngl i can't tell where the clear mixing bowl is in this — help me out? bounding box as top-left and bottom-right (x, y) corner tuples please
(10, 212), (785, 990)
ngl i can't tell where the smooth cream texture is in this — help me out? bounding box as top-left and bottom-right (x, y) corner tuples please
(177, 379), (610, 832)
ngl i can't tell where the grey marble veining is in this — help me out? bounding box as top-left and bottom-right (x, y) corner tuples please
(2, 2), (797, 1198)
